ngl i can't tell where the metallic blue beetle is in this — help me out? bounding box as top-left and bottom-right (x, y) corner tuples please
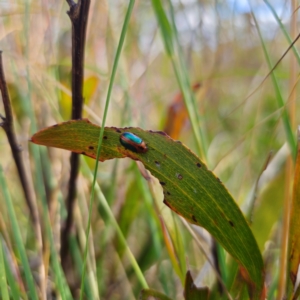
(120, 132), (148, 153)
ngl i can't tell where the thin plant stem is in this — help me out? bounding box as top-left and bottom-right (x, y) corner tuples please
(81, 160), (149, 290)
(79, 1), (139, 298)
(0, 235), (9, 300)
(249, 3), (296, 159)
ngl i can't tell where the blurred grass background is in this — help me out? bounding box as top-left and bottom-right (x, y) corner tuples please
(0, 0), (298, 299)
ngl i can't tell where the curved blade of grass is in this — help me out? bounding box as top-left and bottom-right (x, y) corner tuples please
(80, 159), (149, 290)
(151, 0), (207, 161)
(69, 236), (93, 299)
(80, 1), (136, 298)
(0, 165), (38, 300)
(250, 5), (296, 299)
(31, 119), (265, 298)
(0, 235), (9, 300)
(263, 0), (300, 66)
(172, 215), (187, 283)
(2, 240), (23, 300)
(159, 216), (183, 282)
(250, 9), (296, 160)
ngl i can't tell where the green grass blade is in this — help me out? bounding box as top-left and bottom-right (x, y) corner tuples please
(50, 242), (73, 300)
(170, 215), (187, 282)
(263, 0), (300, 65)
(151, 0), (207, 161)
(80, 0), (137, 298)
(151, 0), (173, 56)
(81, 159), (149, 289)
(134, 165), (162, 257)
(2, 241), (23, 300)
(0, 165), (38, 300)
(0, 235), (10, 300)
(250, 10), (296, 159)
(69, 235), (94, 299)
(216, 243), (228, 285)
(267, 268), (279, 299)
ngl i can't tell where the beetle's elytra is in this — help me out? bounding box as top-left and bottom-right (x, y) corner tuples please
(119, 132), (148, 153)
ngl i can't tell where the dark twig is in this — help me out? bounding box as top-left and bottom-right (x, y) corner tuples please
(0, 52), (46, 299)
(60, 0), (91, 263)
(0, 51), (39, 233)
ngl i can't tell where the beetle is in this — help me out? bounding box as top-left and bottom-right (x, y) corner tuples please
(119, 132), (148, 153)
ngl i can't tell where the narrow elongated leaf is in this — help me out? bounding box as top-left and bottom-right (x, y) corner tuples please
(31, 119), (264, 298)
(251, 10), (296, 160)
(0, 236), (9, 300)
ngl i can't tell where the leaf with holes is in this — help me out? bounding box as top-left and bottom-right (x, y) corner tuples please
(31, 119), (264, 299)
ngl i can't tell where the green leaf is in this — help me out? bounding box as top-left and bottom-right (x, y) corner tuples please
(151, 0), (174, 56)
(115, 178), (142, 256)
(0, 235), (10, 300)
(184, 271), (209, 300)
(31, 119), (264, 298)
(2, 242), (23, 300)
